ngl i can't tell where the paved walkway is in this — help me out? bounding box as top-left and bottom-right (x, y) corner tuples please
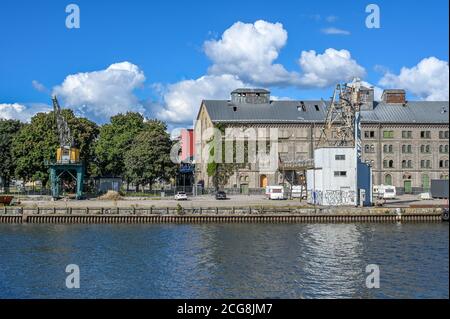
(17, 194), (448, 208)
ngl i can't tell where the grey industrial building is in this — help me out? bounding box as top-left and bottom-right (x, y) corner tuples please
(195, 87), (449, 194)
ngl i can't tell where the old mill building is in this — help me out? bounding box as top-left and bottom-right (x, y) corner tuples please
(194, 87), (449, 194)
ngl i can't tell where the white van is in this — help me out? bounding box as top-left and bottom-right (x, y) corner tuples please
(265, 186), (285, 200)
(373, 185), (396, 199)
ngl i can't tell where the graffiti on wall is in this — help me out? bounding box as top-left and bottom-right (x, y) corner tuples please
(308, 189), (356, 206)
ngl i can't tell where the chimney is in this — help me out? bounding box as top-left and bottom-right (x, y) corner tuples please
(381, 89), (406, 104)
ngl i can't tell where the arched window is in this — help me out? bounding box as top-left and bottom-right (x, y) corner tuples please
(383, 159), (394, 168)
(441, 159), (450, 168)
(385, 174), (392, 186)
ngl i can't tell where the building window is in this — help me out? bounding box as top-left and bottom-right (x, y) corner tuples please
(383, 144), (393, 153)
(440, 174), (449, 180)
(334, 171), (347, 177)
(439, 159), (449, 168)
(402, 160), (413, 168)
(420, 160), (432, 168)
(364, 144), (375, 153)
(402, 131), (413, 139)
(439, 131), (449, 139)
(420, 131), (431, 139)
(439, 145), (449, 153)
(402, 145), (412, 153)
(385, 174), (392, 186)
(364, 131), (375, 138)
(420, 145), (431, 153)
(335, 155), (345, 160)
(383, 131), (394, 139)
(383, 159), (394, 168)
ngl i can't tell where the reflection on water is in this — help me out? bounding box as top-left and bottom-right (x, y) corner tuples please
(0, 223), (448, 299)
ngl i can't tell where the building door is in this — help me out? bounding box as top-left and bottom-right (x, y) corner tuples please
(404, 180), (412, 194)
(260, 175), (268, 188)
(385, 174), (392, 186)
(240, 184), (249, 195)
(422, 174), (430, 192)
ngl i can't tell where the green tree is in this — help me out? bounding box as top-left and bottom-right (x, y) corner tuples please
(11, 110), (98, 185)
(0, 119), (24, 192)
(93, 112), (145, 178)
(123, 120), (176, 191)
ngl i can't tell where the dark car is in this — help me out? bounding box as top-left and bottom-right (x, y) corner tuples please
(215, 191), (227, 200)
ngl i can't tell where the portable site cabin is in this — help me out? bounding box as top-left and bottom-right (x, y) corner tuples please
(307, 147), (372, 206)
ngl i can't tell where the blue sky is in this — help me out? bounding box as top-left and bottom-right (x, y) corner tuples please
(0, 0), (448, 126)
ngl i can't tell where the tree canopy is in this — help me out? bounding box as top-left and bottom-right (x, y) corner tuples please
(2, 109), (178, 192)
(93, 112), (145, 177)
(123, 119), (176, 190)
(0, 119), (24, 189)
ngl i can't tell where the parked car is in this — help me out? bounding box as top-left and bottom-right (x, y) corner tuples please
(215, 191), (227, 200)
(174, 192), (188, 200)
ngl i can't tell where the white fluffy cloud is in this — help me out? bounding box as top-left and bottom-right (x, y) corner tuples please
(0, 103), (51, 122)
(204, 20), (297, 86)
(298, 48), (366, 88)
(52, 62), (146, 122)
(379, 57), (449, 101)
(157, 74), (245, 124)
(155, 20), (367, 124)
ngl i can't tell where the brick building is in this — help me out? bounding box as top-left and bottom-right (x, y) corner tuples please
(194, 87), (449, 194)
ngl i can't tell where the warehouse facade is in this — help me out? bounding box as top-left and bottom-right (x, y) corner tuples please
(194, 87), (449, 194)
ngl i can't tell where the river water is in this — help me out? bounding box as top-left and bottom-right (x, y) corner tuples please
(0, 222), (448, 299)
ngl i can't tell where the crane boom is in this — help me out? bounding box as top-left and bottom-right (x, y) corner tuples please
(52, 95), (73, 148)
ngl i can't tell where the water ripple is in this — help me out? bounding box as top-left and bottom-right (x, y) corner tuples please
(0, 223), (447, 299)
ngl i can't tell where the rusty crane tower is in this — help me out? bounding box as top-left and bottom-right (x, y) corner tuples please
(316, 78), (364, 152)
(47, 96), (84, 199)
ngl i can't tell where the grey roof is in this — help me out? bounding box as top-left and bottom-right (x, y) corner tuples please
(202, 100), (449, 124)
